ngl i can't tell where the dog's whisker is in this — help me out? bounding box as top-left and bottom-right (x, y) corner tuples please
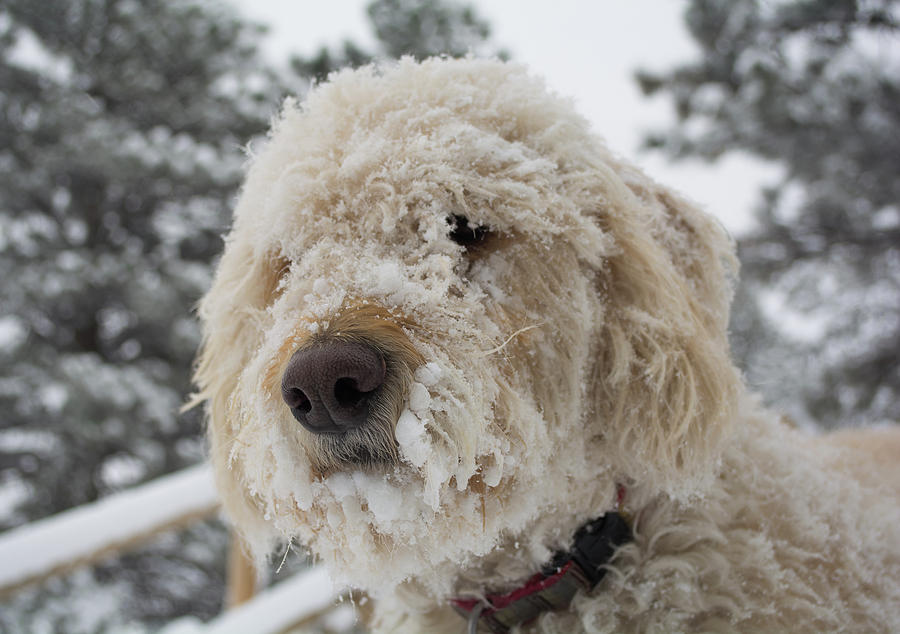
(275, 536), (293, 574)
(479, 323), (545, 357)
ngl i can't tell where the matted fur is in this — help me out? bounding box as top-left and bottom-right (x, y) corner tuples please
(193, 58), (900, 632)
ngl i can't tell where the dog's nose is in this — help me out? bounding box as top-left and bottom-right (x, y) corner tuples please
(281, 341), (386, 434)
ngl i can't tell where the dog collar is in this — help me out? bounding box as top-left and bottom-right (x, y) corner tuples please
(451, 509), (632, 633)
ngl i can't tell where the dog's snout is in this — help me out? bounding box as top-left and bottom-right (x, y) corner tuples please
(281, 341), (386, 434)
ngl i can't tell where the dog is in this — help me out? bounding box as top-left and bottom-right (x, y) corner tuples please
(192, 58), (900, 632)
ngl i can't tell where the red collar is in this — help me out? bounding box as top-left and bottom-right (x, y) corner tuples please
(451, 490), (632, 633)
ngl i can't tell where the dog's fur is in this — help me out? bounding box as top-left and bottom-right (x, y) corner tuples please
(193, 58), (900, 632)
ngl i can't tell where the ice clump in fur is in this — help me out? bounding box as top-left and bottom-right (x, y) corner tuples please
(351, 472), (404, 527)
(414, 362), (443, 386)
(408, 382), (431, 412)
(395, 409), (431, 468)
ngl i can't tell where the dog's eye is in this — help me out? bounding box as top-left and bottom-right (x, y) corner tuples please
(447, 214), (491, 247)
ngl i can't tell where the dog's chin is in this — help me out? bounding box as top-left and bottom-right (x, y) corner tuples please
(305, 424), (400, 475)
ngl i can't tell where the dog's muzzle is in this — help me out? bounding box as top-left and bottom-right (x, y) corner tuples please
(281, 341), (386, 434)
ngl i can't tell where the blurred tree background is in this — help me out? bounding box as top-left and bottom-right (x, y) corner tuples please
(639, 0), (900, 430)
(0, 0), (896, 631)
(0, 0), (502, 631)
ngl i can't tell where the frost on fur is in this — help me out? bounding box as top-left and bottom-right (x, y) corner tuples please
(192, 58), (900, 632)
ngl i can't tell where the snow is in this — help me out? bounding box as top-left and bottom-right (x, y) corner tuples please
(407, 382), (431, 412)
(872, 205), (899, 230)
(0, 463), (218, 593)
(757, 286), (829, 345)
(99, 454), (149, 490)
(320, 604), (358, 631)
(352, 472), (403, 525)
(413, 362), (443, 386)
(0, 477), (31, 519)
(160, 566), (340, 634)
(3, 20), (74, 85)
(373, 261), (404, 295)
(0, 316), (27, 351)
(0, 428), (59, 454)
(36, 383), (68, 414)
(394, 409), (430, 468)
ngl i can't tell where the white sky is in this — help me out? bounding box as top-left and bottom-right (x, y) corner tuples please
(227, 0), (780, 236)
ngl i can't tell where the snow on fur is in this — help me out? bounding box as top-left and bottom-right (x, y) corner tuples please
(193, 58), (900, 632)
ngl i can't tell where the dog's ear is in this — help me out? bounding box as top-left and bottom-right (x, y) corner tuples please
(592, 175), (741, 498)
(189, 234), (289, 543)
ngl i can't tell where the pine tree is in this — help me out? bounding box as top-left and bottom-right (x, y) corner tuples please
(0, 0), (280, 628)
(290, 0), (507, 82)
(637, 0), (900, 428)
(0, 0), (281, 522)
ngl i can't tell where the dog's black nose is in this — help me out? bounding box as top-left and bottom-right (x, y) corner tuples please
(281, 341), (386, 434)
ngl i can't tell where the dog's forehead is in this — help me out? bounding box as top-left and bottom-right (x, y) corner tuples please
(233, 59), (611, 262)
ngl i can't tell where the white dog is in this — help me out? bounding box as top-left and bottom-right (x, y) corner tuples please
(193, 58), (900, 632)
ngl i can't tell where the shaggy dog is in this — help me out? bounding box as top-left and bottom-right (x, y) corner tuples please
(192, 58), (900, 632)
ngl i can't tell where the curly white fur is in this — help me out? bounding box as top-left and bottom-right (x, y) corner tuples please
(193, 58), (900, 632)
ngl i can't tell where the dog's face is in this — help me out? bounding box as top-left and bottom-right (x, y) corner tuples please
(194, 59), (741, 598)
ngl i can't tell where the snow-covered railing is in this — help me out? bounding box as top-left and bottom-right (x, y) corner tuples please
(0, 463), (353, 631)
(161, 566), (354, 634)
(0, 463), (220, 597)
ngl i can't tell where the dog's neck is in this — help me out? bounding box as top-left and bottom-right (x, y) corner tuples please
(450, 500), (632, 633)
